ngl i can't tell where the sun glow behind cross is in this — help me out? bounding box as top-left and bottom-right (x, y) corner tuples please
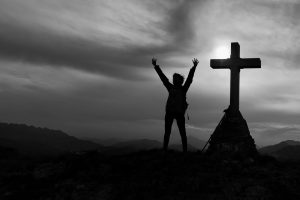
(214, 45), (230, 59)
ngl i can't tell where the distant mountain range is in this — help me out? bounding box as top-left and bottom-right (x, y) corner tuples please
(6, 122), (300, 161)
(87, 135), (206, 155)
(259, 140), (300, 161)
(0, 122), (207, 157)
(0, 122), (102, 156)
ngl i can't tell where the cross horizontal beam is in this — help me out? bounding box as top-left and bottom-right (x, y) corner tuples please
(211, 58), (261, 69)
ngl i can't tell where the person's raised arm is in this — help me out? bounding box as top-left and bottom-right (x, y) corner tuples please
(152, 58), (172, 90)
(183, 58), (199, 91)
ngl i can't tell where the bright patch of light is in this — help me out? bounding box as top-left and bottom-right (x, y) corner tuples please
(214, 45), (230, 59)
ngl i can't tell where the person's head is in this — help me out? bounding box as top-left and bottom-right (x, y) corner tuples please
(173, 73), (184, 86)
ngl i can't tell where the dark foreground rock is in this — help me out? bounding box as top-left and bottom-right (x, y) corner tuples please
(1, 150), (300, 200)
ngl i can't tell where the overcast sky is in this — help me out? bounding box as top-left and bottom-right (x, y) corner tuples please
(0, 0), (300, 146)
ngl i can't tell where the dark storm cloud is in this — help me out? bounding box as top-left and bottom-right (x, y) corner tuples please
(0, 22), (150, 80)
(162, 0), (204, 52)
(0, 0), (204, 80)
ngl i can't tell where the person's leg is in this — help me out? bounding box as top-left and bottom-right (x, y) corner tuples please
(176, 114), (187, 152)
(164, 112), (174, 151)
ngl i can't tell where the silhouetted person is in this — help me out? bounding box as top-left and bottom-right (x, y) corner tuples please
(152, 58), (199, 152)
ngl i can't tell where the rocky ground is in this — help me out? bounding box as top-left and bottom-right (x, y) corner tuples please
(1, 150), (300, 200)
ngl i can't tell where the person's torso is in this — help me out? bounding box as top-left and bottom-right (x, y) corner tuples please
(166, 86), (187, 114)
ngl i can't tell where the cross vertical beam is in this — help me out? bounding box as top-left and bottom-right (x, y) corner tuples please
(230, 43), (240, 114)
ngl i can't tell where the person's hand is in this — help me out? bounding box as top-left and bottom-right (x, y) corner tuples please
(152, 58), (157, 67)
(192, 58), (199, 67)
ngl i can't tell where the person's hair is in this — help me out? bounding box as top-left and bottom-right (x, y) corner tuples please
(173, 73), (184, 86)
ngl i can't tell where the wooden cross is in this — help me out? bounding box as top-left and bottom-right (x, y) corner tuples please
(210, 42), (261, 114)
